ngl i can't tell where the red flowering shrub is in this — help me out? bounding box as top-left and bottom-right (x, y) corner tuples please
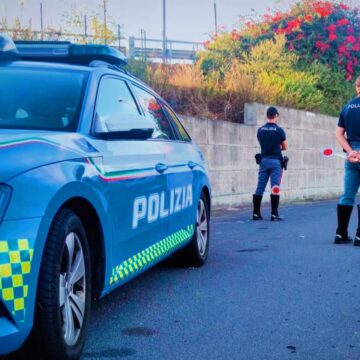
(313, 1), (333, 17)
(337, 18), (350, 26)
(200, 0), (360, 81)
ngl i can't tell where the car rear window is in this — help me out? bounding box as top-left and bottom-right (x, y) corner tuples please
(163, 104), (191, 142)
(0, 67), (88, 132)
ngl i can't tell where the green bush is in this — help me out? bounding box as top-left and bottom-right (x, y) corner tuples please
(126, 1), (359, 121)
(129, 36), (325, 121)
(224, 35), (324, 114)
(306, 62), (355, 116)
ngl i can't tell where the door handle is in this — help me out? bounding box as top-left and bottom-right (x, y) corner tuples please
(155, 163), (168, 174)
(188, 161), (197, 170)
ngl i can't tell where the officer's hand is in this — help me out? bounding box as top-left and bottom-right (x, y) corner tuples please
(348, 151), (360, 162)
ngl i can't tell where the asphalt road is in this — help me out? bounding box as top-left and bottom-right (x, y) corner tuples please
(82, 200), (360, 360)
(8, 200), (360, 359)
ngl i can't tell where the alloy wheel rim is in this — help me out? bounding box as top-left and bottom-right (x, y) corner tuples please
(59, 232), (86, 346)
(196, 199), (208, 256)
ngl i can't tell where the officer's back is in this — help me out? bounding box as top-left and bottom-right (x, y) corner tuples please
(257, 122), (286, 160)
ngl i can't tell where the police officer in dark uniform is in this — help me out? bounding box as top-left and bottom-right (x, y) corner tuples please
(334, 75), (360, 245)
(253, 107), (288, 221)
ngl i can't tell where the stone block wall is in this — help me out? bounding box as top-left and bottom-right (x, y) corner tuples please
(181, 102), (344, 208)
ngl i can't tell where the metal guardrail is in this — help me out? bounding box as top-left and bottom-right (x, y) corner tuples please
(133, 48), (197, 61)
(129, 36), (203, 62)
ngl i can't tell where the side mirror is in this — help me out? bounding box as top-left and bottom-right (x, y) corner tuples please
(94, 113), (155, 140)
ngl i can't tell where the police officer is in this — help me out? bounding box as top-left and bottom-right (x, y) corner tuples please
(334, 75), (360, 245)
(253, 107), (288, 221)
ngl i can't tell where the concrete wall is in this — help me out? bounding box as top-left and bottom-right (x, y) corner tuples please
(181, 102), (344, 208)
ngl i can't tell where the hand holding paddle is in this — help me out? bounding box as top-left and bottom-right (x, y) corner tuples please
(322, 148), (360, 162)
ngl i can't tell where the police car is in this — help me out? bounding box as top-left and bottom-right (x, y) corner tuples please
(0, 34), (211, 359)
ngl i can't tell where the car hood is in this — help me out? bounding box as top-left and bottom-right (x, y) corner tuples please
(0, 130), (99, 183)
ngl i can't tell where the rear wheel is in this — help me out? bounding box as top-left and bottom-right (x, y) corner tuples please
(35, 209), (91, 360)
(175, 192), (210, 267)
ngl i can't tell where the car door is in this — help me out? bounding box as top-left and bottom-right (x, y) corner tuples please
(161, 103), (202, 235)
(91, 76), (169, 286)
(130, 83), (180, 239)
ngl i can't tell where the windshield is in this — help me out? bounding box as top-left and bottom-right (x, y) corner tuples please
(0, 67), (88, 132)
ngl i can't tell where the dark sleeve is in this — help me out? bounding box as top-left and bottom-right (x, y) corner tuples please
(279, 128), (286, 142)
(257, 128), (260, 142)
(338, 108), (346, 128)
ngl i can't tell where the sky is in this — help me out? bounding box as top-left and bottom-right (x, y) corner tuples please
(0, 0), (292, 43)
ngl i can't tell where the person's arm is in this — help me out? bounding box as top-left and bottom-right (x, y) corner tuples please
(335, 127), (352, 154)
(336, 108), (354, 155)
(281, 140), (288, 151)
(280, 128), (288, 151)
(335, 126), (358, 162)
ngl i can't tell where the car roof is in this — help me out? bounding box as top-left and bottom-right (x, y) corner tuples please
(2, 60), (161, 100)
(2, 60), (92, 72)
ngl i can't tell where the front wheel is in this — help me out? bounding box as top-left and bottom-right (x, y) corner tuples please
(34, 209), (91, 360)
(175, 193), (210, 267)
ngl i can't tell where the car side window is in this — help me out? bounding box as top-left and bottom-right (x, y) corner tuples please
(95, 77), (140, 132)
(163, 104), (191, 142)
(132, 85), (175, 140)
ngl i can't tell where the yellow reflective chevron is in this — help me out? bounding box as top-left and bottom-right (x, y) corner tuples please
(0, 239), (33, 322)
(110, 225), (194, 285)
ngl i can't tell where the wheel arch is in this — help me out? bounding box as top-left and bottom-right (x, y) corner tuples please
(26, 184), (110, 358)
(60, 197), (106, 300)
(39, 182), (111, 300)
(201, 185), (211, 214)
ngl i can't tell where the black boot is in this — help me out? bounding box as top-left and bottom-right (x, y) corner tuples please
(270, 194), (283, 221)
(334, 204), (353, 244)
(253, 195), (263, 220)
(354, 205), (360, 246)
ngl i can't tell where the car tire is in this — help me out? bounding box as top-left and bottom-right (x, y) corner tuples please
(175, 192), (210, 267)
(34, 209), (91, 360)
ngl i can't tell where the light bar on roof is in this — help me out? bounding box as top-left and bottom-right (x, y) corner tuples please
(70, 44), (127, 65)
(15, 41), (71, 59)
(14, 41), (127, 66)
